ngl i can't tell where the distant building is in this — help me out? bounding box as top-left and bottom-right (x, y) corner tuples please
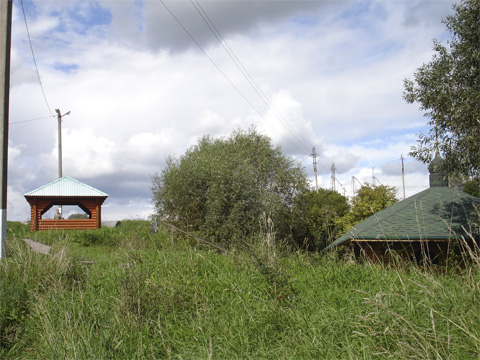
(24, 176), (108, 232)
(325, 151), (480, 266)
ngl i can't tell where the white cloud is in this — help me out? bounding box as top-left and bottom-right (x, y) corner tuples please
(6, 0), (459, 221)
(59, 128), (116, 178)
(259, 90), (315, 155)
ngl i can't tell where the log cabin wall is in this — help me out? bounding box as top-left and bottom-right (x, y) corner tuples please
(26, 196), (106, 232)
(38, 219), (97, 231)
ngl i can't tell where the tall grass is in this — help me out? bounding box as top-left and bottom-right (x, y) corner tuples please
(1, 220), (479, 359)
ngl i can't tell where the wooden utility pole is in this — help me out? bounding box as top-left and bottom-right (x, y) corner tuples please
(55, 108), (70, 179)
(55, 109), (70, 218)
(0, 0), (12, 259)
(56, 109), (63, 178)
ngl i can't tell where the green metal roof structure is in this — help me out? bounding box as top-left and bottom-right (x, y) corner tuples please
(324, 187), (480, 251)
(324, 152), (480, 251)
(24, 176), (108, 197)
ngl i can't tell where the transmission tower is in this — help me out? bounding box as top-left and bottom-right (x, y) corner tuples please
(335, 177), (346, 197)
(310, 146), (318, 191)
(331, 163), (336, 191)
(352, 175), (362, 195)
(372, 167), (382, 186)
(330, 163), (346, 195)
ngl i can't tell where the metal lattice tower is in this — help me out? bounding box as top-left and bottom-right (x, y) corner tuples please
(331, 163), (336, 191)
(310, 146), (318, 191)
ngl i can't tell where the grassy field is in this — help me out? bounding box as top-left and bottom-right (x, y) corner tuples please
(1, 220), (479, 359)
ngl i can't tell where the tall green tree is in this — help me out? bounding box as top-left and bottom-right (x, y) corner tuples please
(462, 177), (480, 197)
(151, 128), (308, 246)
(404, 0), (480, 177)
(291, 188), (350, 250)
(338, 183), (398, 234)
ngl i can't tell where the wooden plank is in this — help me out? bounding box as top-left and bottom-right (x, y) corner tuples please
(38, 219), (97, 231)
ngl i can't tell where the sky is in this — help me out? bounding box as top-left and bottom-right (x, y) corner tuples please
(7, 0), (458, 221)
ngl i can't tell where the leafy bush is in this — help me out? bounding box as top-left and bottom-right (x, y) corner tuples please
(151, 128), (308, 247)
(290, 189), (350, 250)
(338, 183), (398, 234)
(68, 213), (88, 219)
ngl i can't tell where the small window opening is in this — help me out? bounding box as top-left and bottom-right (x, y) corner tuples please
(44, 206), (90, 219)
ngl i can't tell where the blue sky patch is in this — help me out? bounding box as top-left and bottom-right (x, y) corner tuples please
(19, 0), (38, 17)
(68, 2), (112, 35)
(340, 1), (387, 30)
(54, 62), (79, 74)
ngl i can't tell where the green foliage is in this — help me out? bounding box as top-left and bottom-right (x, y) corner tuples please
(339, 183), (398, 233)
(72, 228), (122, 247)
(404, 0), (480, 177)
(2, 223), (480, 359)
(0, 239), (88, 355)
(151, 127), (308, 247)
(7, 221), (29, 235)
(462, 177), (480, 197)
(290, 188), (350, 250)
(68, 213), (88, 219)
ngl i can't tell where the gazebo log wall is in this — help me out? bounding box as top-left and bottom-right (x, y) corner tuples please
(26, 196), (106, 232)
(36, 219), (98, 231)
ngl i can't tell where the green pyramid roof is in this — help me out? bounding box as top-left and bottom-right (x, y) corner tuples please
(325, 186), (480, 251)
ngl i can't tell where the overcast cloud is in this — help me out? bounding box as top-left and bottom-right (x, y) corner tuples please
(8, 0), (456, 221)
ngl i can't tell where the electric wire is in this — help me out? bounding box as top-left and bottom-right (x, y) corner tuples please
(20, 0), (54, 117)
(19, 0), (314, 157)
(10, 115), (55, 125)
(159, 0), (311, 155)
(158, 1), (262, 116)
(190, 0), (312, 154)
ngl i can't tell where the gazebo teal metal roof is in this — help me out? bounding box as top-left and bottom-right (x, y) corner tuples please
(324, 186), (480, 251)
(24, 176), (108, 197)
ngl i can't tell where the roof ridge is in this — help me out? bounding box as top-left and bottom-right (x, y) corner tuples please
(24, 176), (108, 197)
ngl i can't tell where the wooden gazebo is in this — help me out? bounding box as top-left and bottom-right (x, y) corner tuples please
(24, 176), (108, 232)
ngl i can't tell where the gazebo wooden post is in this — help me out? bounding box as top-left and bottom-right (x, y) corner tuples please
(95, 198), (101, 229)
(30, 198), (38, 232)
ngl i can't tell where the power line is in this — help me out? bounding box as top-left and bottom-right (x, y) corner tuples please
(190, 0), (311, 154)
(10, 115), (55, 125)
(159, 0), (310, 155)
(20, 0), (53, 117)
(194, 0), (312, 153)
(158, 1), (259, 114)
